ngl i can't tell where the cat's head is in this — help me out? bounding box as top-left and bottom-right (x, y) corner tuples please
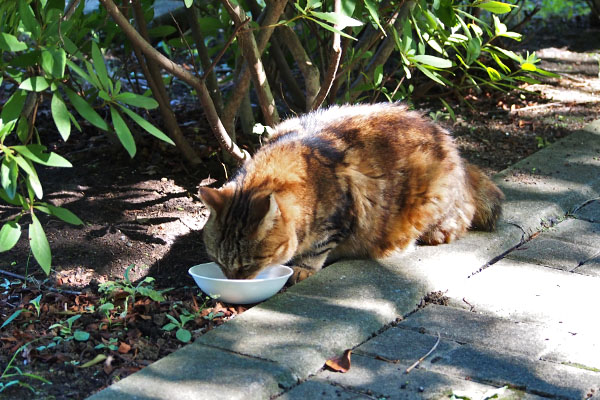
(198, 186), (297, 279)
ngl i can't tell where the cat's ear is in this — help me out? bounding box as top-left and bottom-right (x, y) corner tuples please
(250, 193), (280, 238)
(198, 186), (232, 215)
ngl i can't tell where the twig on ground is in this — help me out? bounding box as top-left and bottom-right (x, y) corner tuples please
(510, 102), (562, 113)
(463, 297), (475, 312)
(405, 332), (440, 374)
(0, 269), (82, 295)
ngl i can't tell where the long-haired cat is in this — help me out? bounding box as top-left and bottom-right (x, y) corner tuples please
(199, 103), (503, 283)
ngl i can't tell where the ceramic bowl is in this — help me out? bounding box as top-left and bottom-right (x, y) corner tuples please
(188, 262), (293, 304)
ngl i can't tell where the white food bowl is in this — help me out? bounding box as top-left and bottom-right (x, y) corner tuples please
(188, 262), (293, 304)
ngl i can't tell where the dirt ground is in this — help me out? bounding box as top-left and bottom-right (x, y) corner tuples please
(0, 16), (599, 400)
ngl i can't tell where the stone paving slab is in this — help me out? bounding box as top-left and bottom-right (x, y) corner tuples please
(315, 353), (543, 400)
(194, 286), (422, 380)
(574, 199), (600, 222)
(575, 254), (600, 276)
(354, 327), (599, 399)
(399, 305), (600, 371)
(444, 258), (600, 334)
(278, 380), (373, 399)
(87, 344), (295, 400)
(494, 123), (600, 236)
(543, 218), (600, 247)
(506, 237), (598, 272)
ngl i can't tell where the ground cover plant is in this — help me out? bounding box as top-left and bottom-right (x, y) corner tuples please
(0, 0), (599, 398)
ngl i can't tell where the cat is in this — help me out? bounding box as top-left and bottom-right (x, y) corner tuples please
(199, 103), (503, 283)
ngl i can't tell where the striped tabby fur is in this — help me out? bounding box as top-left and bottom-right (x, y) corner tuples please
(199, 103), (503, 282)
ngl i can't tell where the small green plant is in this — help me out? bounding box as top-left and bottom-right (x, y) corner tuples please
(535, 136), (550, 148)
(162, 310), (197, 343)
(0, 344), (51, 394)
(97, 302), (115, 328)
(48, 314), (89, 342)
(95, 337), (119, 351)
(98, 264), (171, 318)
(1, 309), (23, 329)
(29, 294), (42, 317)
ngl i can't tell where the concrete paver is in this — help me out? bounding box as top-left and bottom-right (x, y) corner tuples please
(89, 121), (600, 400)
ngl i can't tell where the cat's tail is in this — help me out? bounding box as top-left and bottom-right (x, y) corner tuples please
(465, 163), (504, 231)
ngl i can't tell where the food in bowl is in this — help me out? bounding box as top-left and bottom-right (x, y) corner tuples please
(188, 262), (293, 304)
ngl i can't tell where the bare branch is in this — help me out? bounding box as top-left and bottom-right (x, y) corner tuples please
(221, 0), (287, 130)
(131, 0), (200, 165)
(311, 0), (342, 110)
(99, 0), (249, 162)
(278, 25), (320, 111)
(222, 0), (279, 127)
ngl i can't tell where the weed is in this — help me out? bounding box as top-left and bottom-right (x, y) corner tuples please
(29, 294), (42, 317)
(95, 337), (119, 351)
(99, 264), (171, 319)
(0, 344), (51, 394)
(49, 315), (90, 342)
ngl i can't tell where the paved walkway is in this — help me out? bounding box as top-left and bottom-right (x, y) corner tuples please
(89, 120), (600, 400)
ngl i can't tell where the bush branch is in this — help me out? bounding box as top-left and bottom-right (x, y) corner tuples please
(99, 0), (248, 162)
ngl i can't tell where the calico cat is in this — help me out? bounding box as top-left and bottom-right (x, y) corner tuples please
(199, 103), (503, 283)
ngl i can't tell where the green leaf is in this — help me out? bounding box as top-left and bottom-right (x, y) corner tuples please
(66, 60), (92, 82)
(162, 322), (177, 331)
(310, 11), (363, 28)
(474, 1), (514, 15)
(1, 309), (23, 329)
(16, 117), (29, 143)
(51, 92), (71, 141)
(115, 93), (159, 109)
(63, 87), (108, 131)
(1, 158), (18, 199)
(513, 76), (541, 84)
(520, 62), (536, 72)
(110, 106), (136, 158)
(466, 37), (481, 65)
(373, 64), (383, 86)
(184, 0), (193, 7)
(0, 188), (26, 207)
(91, 42), (110, 91)
(14, 156), (43, 199)
(0, 221), (21, 252)
(533, 68), (560, 78)
(41, 48), (67, 78)
(439, 98), (456, 122)
(364, 0), (385, 33)
(486, 66), (502, 81)
(307, 17), (357, 41)
(415, 64), (446, 86)
(29, 213), (51, 275)
(74, 330), (90, 341)
(176, 328), (192, 343)
(411, 55), (452, 68)
(0, 33), (28, 52)
(19, 77), (50, 92)
(35, 204), (83, 225)
(18, 1), (41, 38)
(12, 145), (72, 167)
(118, 105), (174, 145)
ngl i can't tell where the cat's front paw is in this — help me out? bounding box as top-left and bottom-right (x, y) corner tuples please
(289, 266), (315, 284)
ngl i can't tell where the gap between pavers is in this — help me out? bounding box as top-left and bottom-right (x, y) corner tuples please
(88, 121), (600, 400)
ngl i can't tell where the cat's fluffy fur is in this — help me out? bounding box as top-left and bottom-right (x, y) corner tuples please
(199, 103), (503, 282)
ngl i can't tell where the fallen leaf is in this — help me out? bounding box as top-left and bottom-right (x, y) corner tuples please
(118, 342), (131, 354)
(80, 354), (107, 368)
(325, 349), (352, 373)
